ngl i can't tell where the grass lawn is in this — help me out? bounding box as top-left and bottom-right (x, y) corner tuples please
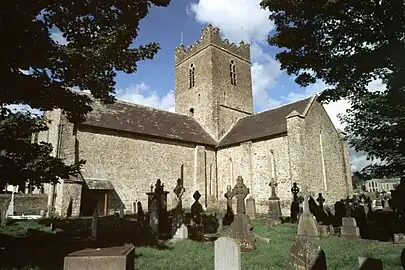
(136, 220), (404, 270)
(1, 219), (404, 269)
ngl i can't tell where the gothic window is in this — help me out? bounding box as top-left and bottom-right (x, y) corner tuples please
(189, 108), (194, 116)
(189, 64), (195, 88)
(230, 60), (237, 86)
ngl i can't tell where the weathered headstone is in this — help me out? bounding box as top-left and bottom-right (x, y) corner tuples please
(215, 237), (241, 270)
(172, 224), (188, 241)
(318, 225), (330, 238)
(393, 233), (405, 244)
(296, 189), (320, 240)
(223, 176), (256, 252)
(146, 179), (170, 234)
(216, 211), (224, 233)
(119, 203), (124, 218)
(267, 178), (282, 226)
(224, 186), (234, 226)
(191, 190), (203, 225)
(289, 238), (327, 270)
(358, 257), (383, 270)
(5, 192), (15, 217)
(341, 217), (360, 240)
(132, 202), (136, 214)
(246, 197), (256, 220)
(291, 182), (300, 223)
(91, 207), (98, 240)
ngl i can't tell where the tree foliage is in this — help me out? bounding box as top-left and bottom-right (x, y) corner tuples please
(260, 0), (405, 176)
(0, 0), (170, 187)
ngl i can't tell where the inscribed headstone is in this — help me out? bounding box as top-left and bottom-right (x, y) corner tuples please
(172, 224), (188, 241)
(289, 238), (327, 270)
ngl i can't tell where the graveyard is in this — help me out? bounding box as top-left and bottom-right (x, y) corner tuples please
(1, 177), (405, 269)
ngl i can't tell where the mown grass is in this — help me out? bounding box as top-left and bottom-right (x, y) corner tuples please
(1, 219), (404, 269)
(136, 220), (404, 270)
(0, 220), (61, 237)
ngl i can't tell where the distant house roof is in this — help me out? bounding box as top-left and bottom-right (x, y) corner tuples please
(217, 97), (313, 148)
(367, 178), (401, 184)
(82, 99), (217, 146)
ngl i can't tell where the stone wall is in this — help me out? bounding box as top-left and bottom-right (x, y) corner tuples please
(217, 135), (291, 215)
(76, 126), (217, 212)
(299, 101), (352, 204)
(0, 194), (48, 215)
(53, 180), (82, 217)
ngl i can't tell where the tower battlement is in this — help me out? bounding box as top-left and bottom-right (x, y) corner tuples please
(175, 25), (250, 66)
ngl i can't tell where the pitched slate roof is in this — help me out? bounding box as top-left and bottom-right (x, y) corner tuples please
(218, 97), (313, 148)
(82, 99), (217, 146)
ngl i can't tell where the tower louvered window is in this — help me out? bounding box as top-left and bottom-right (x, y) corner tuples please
(189, 64), (195, 88)
(230, 60), (236, 86)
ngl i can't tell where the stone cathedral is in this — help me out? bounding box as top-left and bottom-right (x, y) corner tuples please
(37, 25), (353, 217)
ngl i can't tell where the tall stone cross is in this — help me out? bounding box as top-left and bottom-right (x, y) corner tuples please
(173, 178), (185, 210)
(269, 178), (278, 198)
(232, 176), (249, 215)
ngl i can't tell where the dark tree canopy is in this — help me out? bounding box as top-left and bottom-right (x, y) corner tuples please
(261, 0), (405, 177)
(0, 0), (170, 187)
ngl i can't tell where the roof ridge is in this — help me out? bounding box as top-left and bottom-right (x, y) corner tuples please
(247, 96), (313, 118)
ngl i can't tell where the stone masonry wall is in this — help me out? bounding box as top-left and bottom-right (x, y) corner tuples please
(175, 46), (217, 139)
(299, 101), (352, 205)
(53, 180), (82, 217)
(76, 126), (217, 212)
(0, 194), (48, 215)
(217, 135), (291, 215)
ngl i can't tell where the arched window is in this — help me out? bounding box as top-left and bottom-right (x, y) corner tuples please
(189, 108), (194, 116)
(230, 60), (236, 86)
(189, 64), (195, 88)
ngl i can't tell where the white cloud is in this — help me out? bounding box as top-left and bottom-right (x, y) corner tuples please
(189, 0), (273, 44)
(50, 30), (68, 45)
(6, 104), (43, 116)
(116, 83), (175, 112)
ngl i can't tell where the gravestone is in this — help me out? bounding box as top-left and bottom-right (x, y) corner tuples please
(267, 178), (282, 226)
(172, 224), (188, 242)
(296, 187), (320, 240)
(172, 178), (185, 233)
(216, 211), (224, 233)
(5, 192), (15, 217)
(289, 238), (327, 270)
(63, 245), (135, 270)
(132, 202), (136, 214)
(318, 225), (330, 238)
(224, 176), (256, 252)
(401, 247), (405, 269)
(358, 257), (383, 270)
(191, 191), (203, 226)
(215, 237), (241, 270)
(246, 197), (256, 220)
(91, 207), (98, 240)
(393, 233), (405, 244)
(146, 179), (170, 234)
(119, 203), (124, 218)
(341, 217), (360, 240)
(224, 186), (235, 226)
(291, 182), (300, 223)
(137, 202), (144, 221)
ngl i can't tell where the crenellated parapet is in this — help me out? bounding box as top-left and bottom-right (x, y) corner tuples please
(175, 24), (250, 66)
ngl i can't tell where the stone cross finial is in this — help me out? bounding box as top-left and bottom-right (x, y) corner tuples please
(317, 193), (325, 208)
(269, 178), (278, 198)
(232, 176), (249, 214)
(291, 182), (300, 201)
(174, 178), (185, 199)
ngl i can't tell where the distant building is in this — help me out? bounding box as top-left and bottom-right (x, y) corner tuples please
(365, 177), (400, 193)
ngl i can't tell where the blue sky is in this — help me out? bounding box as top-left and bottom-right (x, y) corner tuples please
(48, 0), (388, 172)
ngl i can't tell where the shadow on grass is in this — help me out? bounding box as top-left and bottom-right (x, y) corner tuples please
(0, 219), (172, 270)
